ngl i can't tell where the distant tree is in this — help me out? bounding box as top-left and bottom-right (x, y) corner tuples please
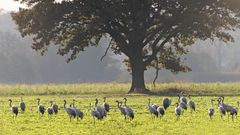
(12, 0), (240, 93)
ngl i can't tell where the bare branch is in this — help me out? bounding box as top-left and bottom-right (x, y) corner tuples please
(144, 30), (179, 66)
(100, 38), (113, 61)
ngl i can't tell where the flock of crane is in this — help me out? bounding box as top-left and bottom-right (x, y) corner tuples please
(6, 92), (240, 123)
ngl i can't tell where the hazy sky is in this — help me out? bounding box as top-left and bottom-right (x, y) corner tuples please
(0, 0), (23, 11)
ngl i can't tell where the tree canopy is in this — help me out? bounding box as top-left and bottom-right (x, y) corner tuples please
(12, 0), (240, 93)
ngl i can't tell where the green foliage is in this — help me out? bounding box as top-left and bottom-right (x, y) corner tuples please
(11, 0), (240, 71)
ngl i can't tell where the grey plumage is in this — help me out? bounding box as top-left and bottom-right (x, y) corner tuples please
(46, 104), (54, 118)
(20, 97), (25, 112)
(217, 98), (226, 119)
(116, 100), (126, 120)
(208, 99), (215, 119)
(178, 96), (187, 111)
(63, 100), (76, 121)
(162, 97), (171, 110)
(157, 106), (165, 118)
(123, 98), (134, 120)
(179, 92), (187, 104)
(36, 98), (45, 116)
(50, 101), (58, 114)
(229, 101), (239, 121)
(103, 97), (110, 112)
(151, 104), (159, 110)
(175, 103), (182, 120)
(95, 98), (107, 119)
(9, 99), (18, 118)
(188, 95), (196, 112)
(72, 99), (84, 120)
(90, 103), (101, 124)
(148, 98), (158, 118)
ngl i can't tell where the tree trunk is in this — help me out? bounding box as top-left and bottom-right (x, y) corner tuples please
(128, 50), (149, 94)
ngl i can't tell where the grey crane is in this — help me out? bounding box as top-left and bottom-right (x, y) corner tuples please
(219, 96), (235, 112)
(46, 102), (54, 118)
(157, 106), (165, 119)
(229, 101), (239, 121)
(9, 99), (18, 118)
(103, 97), (110, 112)
(219, 96), (235, 120)
(179, 92), (187, 104)
(95, 98), (107, 119)
(90, 103), (101, 124)
(175, 103), (182, 120)
(116, 100), (127, 120)
(36, 98), (45, 117)
(208, 99), (215, 120)
(50, 101), (58, 114)
(217, 98), (226, 119)
(123, 98), (134, 120)
(19, 97), (25, 112)
(178, 95), (187, 112)
(72, 99), (84, 120)
(148, 98), (158, 118)
(188, 95), (196, 112)
(162, 97), (171, 110)
(63, 100), (76, 121)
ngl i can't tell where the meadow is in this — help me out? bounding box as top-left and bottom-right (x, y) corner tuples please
(0, 83), (240, 134)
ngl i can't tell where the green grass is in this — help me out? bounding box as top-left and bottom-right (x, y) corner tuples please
(0, 95), (240, 134)
(0, 83), (240, 134)
(0, 82), (240, 96)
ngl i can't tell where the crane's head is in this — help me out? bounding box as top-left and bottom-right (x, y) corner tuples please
(73, 99), (76, 102)
(175, 102), (179, 106)
(49, 100), (53, 103)
(115, 100), (119, 103)
(36, 98), (40, 101)
(63, 100), (66, 103)
(123, 97), (127, 101)
(148, 98), (151, 101)
(8, 99), (12, 102)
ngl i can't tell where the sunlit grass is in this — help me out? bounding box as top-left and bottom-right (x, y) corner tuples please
(0, 95), (240, 134)
(0, 82), (240, 96)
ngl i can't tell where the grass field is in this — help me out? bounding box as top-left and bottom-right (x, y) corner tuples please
(0, 83), (240, 134)
(1, 82), (240, 96)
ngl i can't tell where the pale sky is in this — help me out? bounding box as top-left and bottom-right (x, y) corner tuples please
(0, 0), (24, 11)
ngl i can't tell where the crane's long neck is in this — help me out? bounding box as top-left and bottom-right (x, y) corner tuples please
(9, 101), (12, 107)
(37, 100), (40, 106)
(21, 97), (23, 102)
(148, 100), (150, 107)
(95, 99), (98, 107)
(124, 100), (127, 106)
(104, 98), (106, 103)
(178, 96), (180, 102)
(211, 100), (214, 107)
(50, 102), (53, 107)
(64, 101), (66, 108)
(72, 101), (75, 108)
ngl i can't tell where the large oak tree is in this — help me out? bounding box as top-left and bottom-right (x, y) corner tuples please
(12, 0), (240, 93)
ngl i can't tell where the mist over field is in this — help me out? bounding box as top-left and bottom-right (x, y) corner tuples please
(1, 12), (240, 83)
